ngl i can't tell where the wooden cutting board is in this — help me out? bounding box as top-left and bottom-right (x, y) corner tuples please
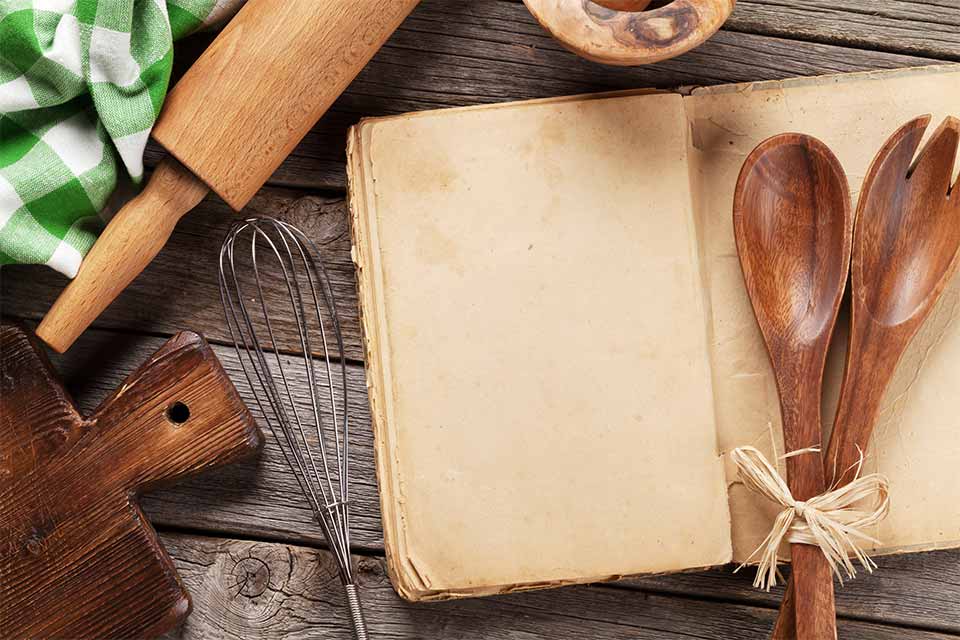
(0, 324), (263, 639)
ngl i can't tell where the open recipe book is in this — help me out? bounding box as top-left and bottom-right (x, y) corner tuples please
(347, 64), (960, 601)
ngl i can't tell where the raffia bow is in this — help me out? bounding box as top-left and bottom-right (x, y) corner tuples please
(731, 446), (890, 591)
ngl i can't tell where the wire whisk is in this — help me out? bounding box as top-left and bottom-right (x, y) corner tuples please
(218, 216), (368, 639)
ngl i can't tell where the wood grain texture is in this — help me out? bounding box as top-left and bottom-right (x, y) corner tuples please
(514, 0), (960, 62)
(624, 552), (960, 634)
(4, 144), (960, 635)
(726, 1), (960, 61)
(829, 116), (960, 488)
(592, 0), (653, 10)
(3, 191), (364, 362)
(36, 157), (208, 354)
(4, 2), (960, 636)
(145, 0), (939, 189)
(0, 325), (952, 635)
(734, 135), (855, 639)
(0, 325), (262, 639)
(523, 0), (735, 65)
(36, 0), (423, 355)
(772, 116), (960, 640)
(157, 533), (960, 640)
(154, 0), (421, 210)
(42, 328), (384, 552)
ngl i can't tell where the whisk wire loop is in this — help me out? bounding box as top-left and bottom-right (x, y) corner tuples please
(219, 217), (366, 636)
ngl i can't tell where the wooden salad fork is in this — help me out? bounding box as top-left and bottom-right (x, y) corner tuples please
(735, 134), (854, 640)
(771, 116), (960, 639)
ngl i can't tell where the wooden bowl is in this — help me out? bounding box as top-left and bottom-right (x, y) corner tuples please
(523, 0), (736, 66)
(592, 0), (654, 9)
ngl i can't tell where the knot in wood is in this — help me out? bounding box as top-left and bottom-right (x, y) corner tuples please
(25, 537), (44, 556)
(232, 557), (271, 598)
(284, 197), (347, 245)
(23, 523), (55, 556)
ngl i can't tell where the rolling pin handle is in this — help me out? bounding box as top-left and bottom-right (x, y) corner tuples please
(36, 156), (209, 353)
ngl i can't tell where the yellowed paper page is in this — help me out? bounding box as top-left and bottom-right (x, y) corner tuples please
(350, 93), (732, 600)
(685, 64), (960, 563)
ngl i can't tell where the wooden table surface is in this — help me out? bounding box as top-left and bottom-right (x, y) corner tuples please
(4, 2), (960, 638)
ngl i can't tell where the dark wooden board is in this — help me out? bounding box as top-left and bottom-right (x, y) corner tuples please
(504, 0), (960, 62)
(158, 533), (960, 639)
(5, 157), (960, 630)
(727, 1), (960, 61)
(0, 326), (262, 639)
(2, 323), (954, 635)
(144, 0), (939, 190)
(1, 191), (365, 362)
(4, 6), (945, 353)
(4, 1), (960, 637)
(36, 325), (383, 551)
(626, 550), (960, 635)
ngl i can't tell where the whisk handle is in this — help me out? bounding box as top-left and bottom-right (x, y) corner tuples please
(36, 156), (208, 353)
(344, 583), (369, 640)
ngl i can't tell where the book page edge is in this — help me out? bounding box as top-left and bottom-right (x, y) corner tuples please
(680, 99), (735, 565)
(347, 121), (425, 602)
(351, 88), (668, 132)
(685, 63), (959, 98)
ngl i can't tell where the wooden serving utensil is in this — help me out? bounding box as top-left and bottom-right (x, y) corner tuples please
(734, 134), (854, 640)
(36, 0), (421, 354)
(771, 116), (960, 639)
(522, 0), (735, 66)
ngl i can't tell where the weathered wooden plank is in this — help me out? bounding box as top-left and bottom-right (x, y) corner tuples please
(6, 323), (956, 632)
(727, 1), (960, 62)
(624, 550), (960, 634)
(6, 184), (960, 630)
(1, 190), (365, 362)
(144, 0), (937, 190)
(159, 533), (960, 639)
(5, 2), (960, 633)
(27, 325), (385, 551)
(505, 0), (960, 62)
(8, 6), (940, 342)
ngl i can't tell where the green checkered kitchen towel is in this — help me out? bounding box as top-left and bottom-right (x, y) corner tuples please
(0, 0), (245, 278)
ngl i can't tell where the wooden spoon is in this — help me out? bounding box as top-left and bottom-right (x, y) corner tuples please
(771, 116), (960, 639)
(734, 134), (854, 640)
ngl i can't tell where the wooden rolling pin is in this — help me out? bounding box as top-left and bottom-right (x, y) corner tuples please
(37, 0), (421, 353)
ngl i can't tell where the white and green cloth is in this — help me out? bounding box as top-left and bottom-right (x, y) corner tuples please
(0, 0), (244, 277)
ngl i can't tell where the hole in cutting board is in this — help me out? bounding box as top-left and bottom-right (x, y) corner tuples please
(166, 401), (191, 425)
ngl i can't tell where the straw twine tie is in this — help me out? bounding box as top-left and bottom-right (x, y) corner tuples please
(731, 446), (891, 591)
